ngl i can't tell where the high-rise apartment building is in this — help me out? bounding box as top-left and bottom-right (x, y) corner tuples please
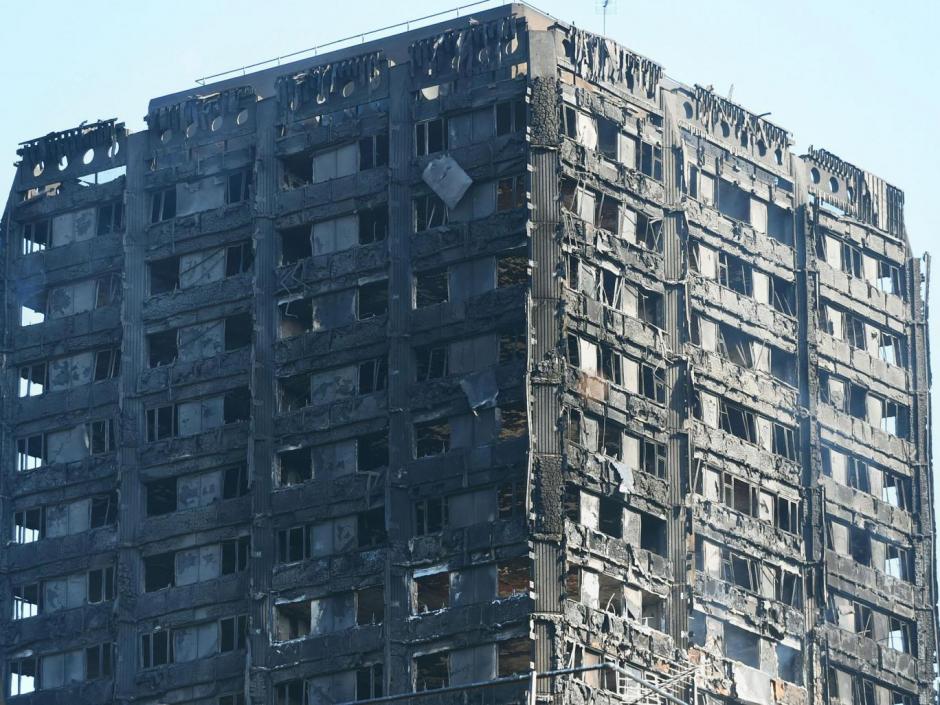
(1, 4), (936, 705)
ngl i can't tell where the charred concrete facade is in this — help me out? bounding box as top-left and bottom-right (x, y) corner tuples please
(0, 5), (936, 705)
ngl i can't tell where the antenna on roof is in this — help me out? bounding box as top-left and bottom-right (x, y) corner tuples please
(595, 0), (618, 36)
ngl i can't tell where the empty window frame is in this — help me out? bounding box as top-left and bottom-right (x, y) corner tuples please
(414, 193), (447, 231)
(415, 497), (448, 535)
(9, 656), (38, 695)
(149, 256), (180, 294)
(639, 363), (666, 404)
(278, 375), (310, 412)
(497, 251), (528, 287)
(358, 205), (388, 245)
(359, 133), (389, 170)
(358, 358), (388, 394)
(19, 362), (47, 397)
(88, 566), (116, 603)
(495, 98), (526, 136)
(225, 170), (250, 204)
(225, 312), (253, 350)
(414, 419), (450, 458)
(876, 260), (905, 297)
(17, 434), (45, 471)
(878, 331), (905, 367)
(415, 118), (447, 156)
(498, 480), (526, 519)
(13, 507), (44, 543)
(220, 614), (249, 652)
(21, 219), (50, 254)
(97, 201), (124, 235)
(279, 224), (312, 264)
(88, 419), (116, 455)
(146, 405), (176, 441)
(150, 187), (177, 223)
(414, 268), (449, 307)
(225, 241), (254, 276)
(415, 651), (449, 690)
(415, 343), (448, 381)
(147, 329), (178, 367)
(358, 281), (388, 319)
(93, 348), (121, 381)
(224, 388), (252, 423)
(94, 274), (121, 308)
(20, 290), (46, 326)
(357, 663), (384, 700)
(640, 141), (663, 181)
(497, 175), (526, 211)
(140, 629), (173, 668)
(717, 252), (753, 296)
(12, 583), (41, 619)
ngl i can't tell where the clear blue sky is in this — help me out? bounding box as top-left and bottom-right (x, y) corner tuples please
(1, 0), (938, 539)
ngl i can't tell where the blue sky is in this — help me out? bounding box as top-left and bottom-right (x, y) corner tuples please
(1, 0), (939, 539)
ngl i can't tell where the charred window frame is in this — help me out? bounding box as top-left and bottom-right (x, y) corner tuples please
(638, 287), (664, 328)
(360, 133), (389, 169)
(21, 218), (50, 254)
(635, 210), (664, 253)
(278, 447), (312, 486)
(885, 543), (912, 581)
(97, 201), (124, 235)
(225, 169), (250, 204)
(841, 242), (864, 278)
(220, 615), (249, 652)
(93, 348), (121, 381)
(279, 224), (311, 264)
(17, 434), (46, 472)
(20, 289), (47, 326)
(90, 493), (117, 528)
(13, 583), (41, 619)
(414, 268), (449, 308)
(845, 312), (867, 351)
(415, 343), (448, 381)
(359, 357), (388, 395)
(140, 629), (174, 668)
(718, 399), (757, 444)
(640, 363), (666, 405)
(882, 471), (911, 511)
(878, 331), (905, 367)
(640, 141), (663, 181)
(357, 432), (389, 473)
(9, 656), (39, 695)
(149, 255), (180, 294)
(277, 525), (309, 564)
(274, 681), (305, 705)
(769, 274), (795, 316)
(415, 497), (448, 535)
(772, 421), (798, 460)
(497, 175), (526, 211)
(359, 205), (388, 245)
(415, 651), (450, 691)
(358, 280), (388, 320)
(722, 472), (759, 518)
(888, 616), (914, 653)
(19, 362), (47, 397)
(95, 273), (121, 308)
(413, 193), (448, 231)
(498, 402), (528, 441)
(776, 496), (800, 534)
(357, 663), (384, 700)
(640, 438), (667, 479)
(497, 251), (528, 288)
(358, 507), (386, 548)
(87, 566), (116, 604)
(225, 312), (253, 350)
(415, 118), (447, 156)
(495, 98), (526, 136)
(221, 537), (250, 575)
(277, 374), (310, 412)
(146, 404), (176, 442)
(150, 186), (177, 223)
(225, 241), (254, 276)
(223, 465), (249, 499)
(498, 481), (526, 519)
(877, 260), (905, 298)
(499, 332), (526, 364)
(718, 252), (753, 296)
(414, 419), (450, 458)
(224, 387), (252, 424)
(147, 329), (178, 367)
(14, 507), (44, 544)
(88, 419), (116, 455)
